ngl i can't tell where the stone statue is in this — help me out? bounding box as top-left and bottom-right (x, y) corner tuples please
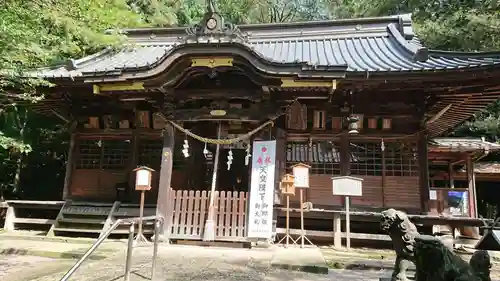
(380, 208), (419, 281)
(469, 250), (492, 281)
(414, 235), (491, 281)
(380, 208), (492, 281)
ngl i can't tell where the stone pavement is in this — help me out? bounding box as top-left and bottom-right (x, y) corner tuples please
(0, 235), (127, 281)
(0, 235), (126, 259)
(26, 244), (389, 281)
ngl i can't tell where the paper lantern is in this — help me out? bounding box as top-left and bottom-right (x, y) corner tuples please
(280, 174), (296, 195)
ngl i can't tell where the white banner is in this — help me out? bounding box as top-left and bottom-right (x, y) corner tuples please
(247, 140), (276, 239)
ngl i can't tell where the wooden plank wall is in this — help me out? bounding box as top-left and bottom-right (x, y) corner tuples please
(306, 175), (342, 206)
(70, 170), (126, 200)
(305, 175), (420, 211)
(384, 176), (420, 209)
(351, 176), (383, 207)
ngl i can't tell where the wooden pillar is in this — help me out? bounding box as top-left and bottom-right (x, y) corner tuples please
(127, 132), (140, 201)
(62, 131), (76, 200)
(3, 206), (15, 231)
(418, 132), (430, 213)
(340, 132), (350, 176)
(381, 141), (386, 207)
(333, 213), (341, 248)
(449, 162), (455, 189)
(156, 124), (175, 236)
(466, 156), (477, 218)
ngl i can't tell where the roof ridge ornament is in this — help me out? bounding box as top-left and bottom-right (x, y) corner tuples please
(183, 0), (249, 43)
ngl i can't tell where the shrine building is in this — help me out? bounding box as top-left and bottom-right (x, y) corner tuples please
(7, 7), (500, 242)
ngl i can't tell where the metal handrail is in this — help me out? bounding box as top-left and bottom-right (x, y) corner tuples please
(59, 215), (163, 281)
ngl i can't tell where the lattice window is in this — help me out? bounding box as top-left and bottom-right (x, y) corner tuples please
(384, 141), (418, 176)
(76, 139), (101, 169)
(349, 142), (382, 176)
(138, 138), (162, 169)
(101, 139), (131, 169)
(285, 141), (341, 175)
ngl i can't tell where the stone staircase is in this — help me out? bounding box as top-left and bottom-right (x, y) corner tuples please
(48, 201), (156, 238)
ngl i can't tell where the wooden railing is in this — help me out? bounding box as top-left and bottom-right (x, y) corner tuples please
(167, 189), (249, 241)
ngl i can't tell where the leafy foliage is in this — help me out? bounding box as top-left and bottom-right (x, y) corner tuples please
(0, 0), (150, 198)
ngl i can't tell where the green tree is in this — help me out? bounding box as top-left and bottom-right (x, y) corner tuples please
(0, 0), (161, 199)
(327, 0), (500, 51)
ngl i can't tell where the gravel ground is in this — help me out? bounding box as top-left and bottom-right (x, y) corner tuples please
(0, 255), (73, 281)
(28, 245), (390, 281)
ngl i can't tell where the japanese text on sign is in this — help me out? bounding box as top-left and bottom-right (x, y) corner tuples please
(247, 140), (276, 239)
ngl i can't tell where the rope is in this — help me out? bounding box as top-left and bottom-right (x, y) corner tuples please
(157, 113), (275, 145)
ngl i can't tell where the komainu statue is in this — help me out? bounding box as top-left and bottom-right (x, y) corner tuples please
(380, 208), (492, 281)
(380, 208), (419, 281)
(469, 250), (492, 281)
(414, 235), (491, 281)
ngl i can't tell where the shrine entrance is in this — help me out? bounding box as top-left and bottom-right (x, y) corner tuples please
(164, 121), (272, 242)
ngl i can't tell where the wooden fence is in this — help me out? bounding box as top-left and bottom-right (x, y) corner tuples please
(166, 189), (249, 241)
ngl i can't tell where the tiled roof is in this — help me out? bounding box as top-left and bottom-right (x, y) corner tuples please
(429, 138), (500, 152)
(31, 14), (500, 79)
(464, 163), (500, 174)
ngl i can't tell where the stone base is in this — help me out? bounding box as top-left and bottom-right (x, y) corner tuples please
(251, 240), (275, 249)
(379, 276), (415, 281)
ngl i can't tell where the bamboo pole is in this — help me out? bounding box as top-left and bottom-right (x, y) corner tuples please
(203, 122), (222, 241)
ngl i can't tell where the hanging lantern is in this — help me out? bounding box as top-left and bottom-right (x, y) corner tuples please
(347, 115), (359, 135)
(280, 174), (296, 196)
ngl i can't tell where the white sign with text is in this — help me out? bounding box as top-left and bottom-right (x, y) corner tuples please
(247, 140), (276, 239)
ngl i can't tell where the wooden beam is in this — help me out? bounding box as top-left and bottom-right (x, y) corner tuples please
(93, 82), (145, 94)
(156, 124), (175, 237)
(191, 57), (233, 68)
(426, 104), (452, 124)
(280, 78), (336, 88)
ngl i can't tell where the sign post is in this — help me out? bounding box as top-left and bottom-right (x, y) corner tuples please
(278, 173), (296, 248)
(134, 166), (155, 244)
(331, 176), (363, 250)
(291, 163), (313, 248)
